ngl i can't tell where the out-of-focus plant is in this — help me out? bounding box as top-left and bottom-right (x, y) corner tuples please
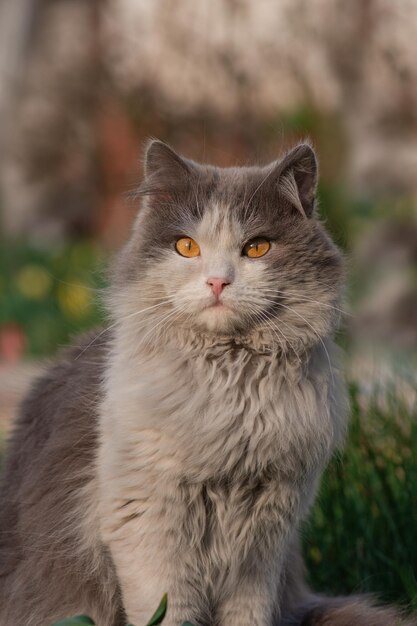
(51, 595), (196, 626)
(0, 239), (106, 358)
(51, 617), (95, 626)
(304, 383), (417, 609)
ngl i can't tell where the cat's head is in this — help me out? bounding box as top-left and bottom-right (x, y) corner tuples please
(111, 140), (344, 351)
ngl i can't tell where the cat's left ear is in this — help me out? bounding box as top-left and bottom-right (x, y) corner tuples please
(140, 140), (196, 203)
(144, 139), (195, 184)
(275, 143), (318, 218)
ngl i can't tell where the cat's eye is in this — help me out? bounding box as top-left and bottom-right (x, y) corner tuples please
(242, 238), (271, 258)
(175, 237), (201, 258)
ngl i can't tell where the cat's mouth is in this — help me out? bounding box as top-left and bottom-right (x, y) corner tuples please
(196, 297), (240, 331)
(203, 295), (234, 313)
(206, 300), (228, 309)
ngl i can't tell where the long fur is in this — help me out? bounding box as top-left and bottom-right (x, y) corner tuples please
(0, 141), (414, 626)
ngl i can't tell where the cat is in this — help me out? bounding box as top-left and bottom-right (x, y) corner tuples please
(0, 140), (414, 626)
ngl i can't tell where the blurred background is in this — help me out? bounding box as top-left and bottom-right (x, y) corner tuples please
(0, 0), (416, 612)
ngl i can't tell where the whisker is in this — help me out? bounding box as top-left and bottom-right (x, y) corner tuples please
(253, 308), (302, 361)
(259, 288), (351, 317)
(277, 302), (334, 381)
(138, 305), (185, 351)
(241, 294), (332, 375)
(74, 297), (178, 360)
(252, 294), (329, 325)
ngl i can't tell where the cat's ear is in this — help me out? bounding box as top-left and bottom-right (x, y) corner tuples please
(274, 143), (318, 218)
(144, 139), (194, 184)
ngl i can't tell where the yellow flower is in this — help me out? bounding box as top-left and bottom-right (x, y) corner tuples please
(16, 265), (52, 300)
(58, 283), (92, 319)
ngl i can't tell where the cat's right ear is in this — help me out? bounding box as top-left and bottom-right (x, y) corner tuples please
(144, 139), (195, 185)
(274, 143), (318, 218)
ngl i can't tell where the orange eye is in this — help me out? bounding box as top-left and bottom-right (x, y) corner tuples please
(243, 238), (271, 258)
(175, 237), (201, 258)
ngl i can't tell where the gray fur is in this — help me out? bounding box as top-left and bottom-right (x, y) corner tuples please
(0, 336), (125, 625)
(0, 141), (413, 626)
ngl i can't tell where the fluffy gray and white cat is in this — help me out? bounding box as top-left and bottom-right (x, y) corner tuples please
(0, 141), (414, 626)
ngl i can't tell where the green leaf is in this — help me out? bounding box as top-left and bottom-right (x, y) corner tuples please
(52, 617), (95, 626)
(145, 594), (168, 626)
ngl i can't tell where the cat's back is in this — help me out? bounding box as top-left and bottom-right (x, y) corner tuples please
(0, 330), (123, 626)
(0, 329), (107, 516)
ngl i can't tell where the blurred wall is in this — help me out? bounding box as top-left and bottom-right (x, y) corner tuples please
(1, 0), (417, 354)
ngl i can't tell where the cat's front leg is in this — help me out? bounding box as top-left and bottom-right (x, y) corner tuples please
(216, 479), (309, 626)
(216, 557), (281, 626)
(100, 487), (209, 626)
(108, 529), (207, 626)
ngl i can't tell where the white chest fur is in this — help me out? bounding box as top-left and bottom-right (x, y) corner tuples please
(95, 333), (347, 624)
(100, 335), (345, 482)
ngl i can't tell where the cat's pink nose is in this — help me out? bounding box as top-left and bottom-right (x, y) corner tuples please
(207, 277), (230, 298)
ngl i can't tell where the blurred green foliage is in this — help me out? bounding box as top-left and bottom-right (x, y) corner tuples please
(52, 617), (95, 626)
(304, 384), (417, 609)
(0, 239), (106, 357)
(52, 594), (195, 626)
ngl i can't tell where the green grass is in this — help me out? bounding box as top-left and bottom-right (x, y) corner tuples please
(304, 383), (417, 609)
